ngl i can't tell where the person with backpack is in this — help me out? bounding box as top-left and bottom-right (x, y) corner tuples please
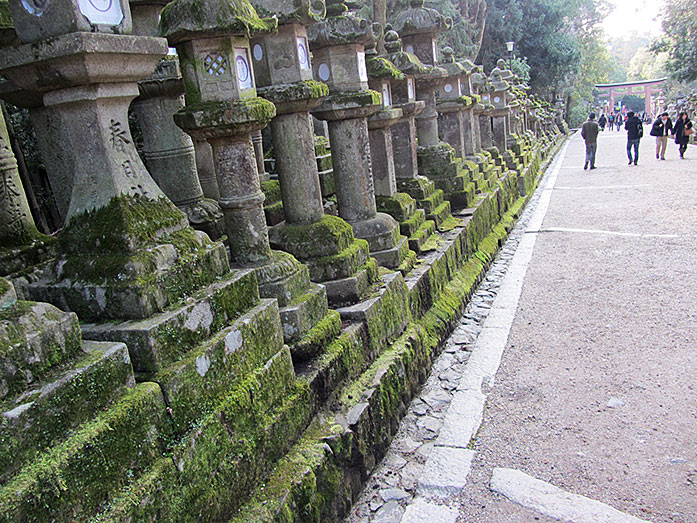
(598, 113), (607, 131)
(581, 112), (599, 170)
(608, 113), (615, 129)
(624, 111), (643, 165)
(673, 112), (693, 159)
(650, 112), (673, 160)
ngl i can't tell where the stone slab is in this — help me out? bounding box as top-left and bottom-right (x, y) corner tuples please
(400, 498), (459, 523)
(417, 446), (475, 498)
(490, 468), (650, 523)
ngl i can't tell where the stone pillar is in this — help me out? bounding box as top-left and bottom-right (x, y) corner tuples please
(0, 0), (231, 321)
(309, 0), (409, 271)
(164, 0), (336, 343)
(193, 139), (220, 200)
(392, 0), (472, 211)
(129, 0), (223, 239)
(132, 59), (224, 239)
(251, 130), (269, 182)
(381, 29), (453, 230)
(0, 107), (40, 250)
(488, 67), (511, 152)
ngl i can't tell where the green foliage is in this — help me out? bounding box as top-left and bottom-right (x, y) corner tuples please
(652, 0), (697, 82)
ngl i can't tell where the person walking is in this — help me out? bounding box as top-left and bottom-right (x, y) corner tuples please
(650, 112), (673, 160)
(581, 112), (599, 170)
(673, 112), (693, 159)
(608, 113), (615, 130)
(598, 113), (607, 131)
(615, 113), (623, 132)
(625, 111), (643, 165)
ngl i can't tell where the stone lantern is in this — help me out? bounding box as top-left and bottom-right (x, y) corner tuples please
(0, 0), (236, 320)
(392, 0), (471, 211)
(381, 29), (452, 233)
(436, 47), (470, 159)
(365, 38), (427, 259)
(309, 0), (410, 272)
(0, 106), (46, 275)
(161, 0), (333, 345)
(248, 0), (383, 305)
(474, 70), (495, 150)
(129, 0), (224, 239)
(488, 67), (511, 151)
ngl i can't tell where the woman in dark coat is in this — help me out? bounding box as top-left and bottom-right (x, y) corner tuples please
(674, 112), (693, 159)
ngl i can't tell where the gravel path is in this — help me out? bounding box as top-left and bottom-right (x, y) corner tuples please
(346, 131), (697, 523)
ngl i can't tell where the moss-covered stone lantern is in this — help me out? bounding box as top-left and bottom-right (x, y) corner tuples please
(161, 0), (334, 345)
(381, 28), (453, 233)
(392, 0), (472, 211)
(365, 38), (425, 260)
(309, 0), (410, 272)
(0, 0), (235, 321)
(488, 66), (511, 151)
(248, 0), (378, 307)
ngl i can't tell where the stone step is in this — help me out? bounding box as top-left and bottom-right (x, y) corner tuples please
(155, 299), (285, 435)
(288, 309), (342, 362)
(323, 258), (379, 308)
(396, 175), (436, 201)
(370, 236), (411, 270)
(0, 382), (168, 522)
(0, 340), (134, 485)
(427, 200), (454, 230)
(305, 238), (370, 283)
(417, 187), (444, 213)
(81, 270), (259, 374)
(399, 208), (426, 238)
(279, 283), (329, 344)
(408, 219), (438, 254)
(94, 349), (312, 521)
(443, 181), (477, 211)
(0, 300), (82, 402)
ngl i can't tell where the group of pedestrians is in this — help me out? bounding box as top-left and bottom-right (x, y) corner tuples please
(581, 111), (693, 170)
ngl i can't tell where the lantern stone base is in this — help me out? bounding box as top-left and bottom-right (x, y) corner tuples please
(417, 143), (477, 210)
(269, 215), (380, 306)
(396, 176), (454, 231)
(20, 196), (230, 322)
(376, 193), (439, 254)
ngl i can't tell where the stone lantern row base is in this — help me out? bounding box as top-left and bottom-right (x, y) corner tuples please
(376, 193), (439, 254)
(417, 143), (477, 211)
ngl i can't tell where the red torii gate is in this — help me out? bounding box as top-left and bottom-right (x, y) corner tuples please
(595, 78), (667, 115)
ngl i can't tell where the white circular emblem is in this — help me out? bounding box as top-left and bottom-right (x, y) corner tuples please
(494, 96), (501, 103)
(318, 63), (330, 81)
(444, 83), (453, 93)
(297, 40), (309, 69)
(406, 44), (415, 54)
(253, 44), (263, 61)
(236, 55), (250, 82)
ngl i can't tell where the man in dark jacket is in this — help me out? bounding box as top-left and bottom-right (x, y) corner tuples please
(625, 111), (643, 165)
(649, 112), (673, 160)
(581, 113), (599, 170)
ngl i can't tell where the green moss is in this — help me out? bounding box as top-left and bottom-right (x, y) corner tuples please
(0, 342), (133, 484)
(60, 194), (185, 255)
(271, 215), (354, 259)
(366, 57), (405, 80)
(258, 80), (329, 104)
(261, 179), (282, 203)
(175, 97), (276, 132)
(305, 238), (370, 282)
(159, 0), (277, 43)
(375, 193), (416, 222)
(0, 383), (168, 522)
(290, 310), (342, 362)
(326, 89), (382, 108)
